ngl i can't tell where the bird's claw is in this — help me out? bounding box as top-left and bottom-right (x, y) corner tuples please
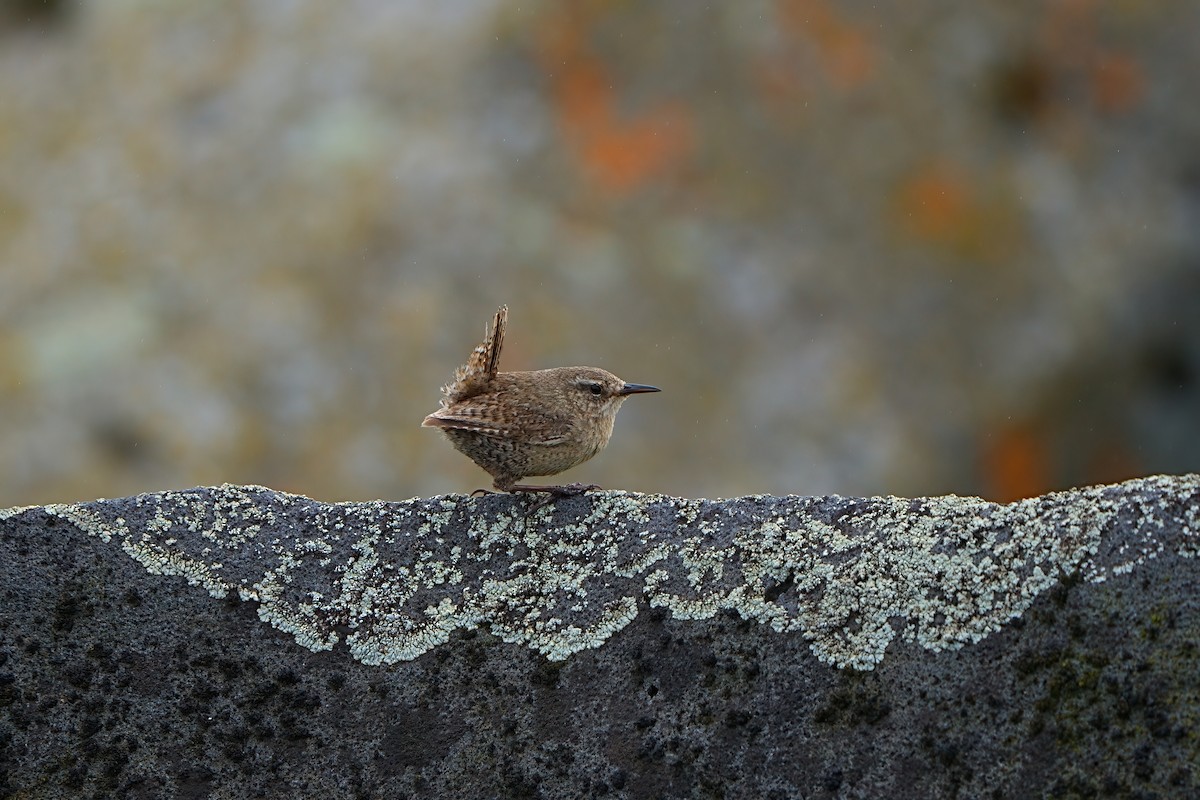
(504, 482), (602, 512)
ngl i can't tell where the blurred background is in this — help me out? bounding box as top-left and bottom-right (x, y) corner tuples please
(1, 0), (1198, 507)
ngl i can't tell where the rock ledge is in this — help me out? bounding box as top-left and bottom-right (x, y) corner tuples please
(2, 476), (1197, 798)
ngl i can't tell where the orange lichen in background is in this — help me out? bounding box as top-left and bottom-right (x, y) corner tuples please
(981, 423), (1052, 503)
(896, 163), (976, 246)
(1040, 0), (1145, 116)
(1089, 52), (1143, 115)
(776, 0), (876, 91)
(891, 160), (1024, 262)
(536, 11), (692, 194)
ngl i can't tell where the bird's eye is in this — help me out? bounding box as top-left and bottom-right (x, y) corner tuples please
(586, 382), (603, 397)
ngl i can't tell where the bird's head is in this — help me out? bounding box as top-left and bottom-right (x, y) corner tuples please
(550, 366), (660, 424)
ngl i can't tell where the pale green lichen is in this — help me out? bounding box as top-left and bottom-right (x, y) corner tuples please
(3, 476), (1197, 670)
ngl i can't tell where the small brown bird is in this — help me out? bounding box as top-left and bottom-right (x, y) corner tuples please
(422, 305), (660, 496)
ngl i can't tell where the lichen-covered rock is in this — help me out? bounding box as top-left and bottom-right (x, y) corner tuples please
(2, 476), (1198, 798)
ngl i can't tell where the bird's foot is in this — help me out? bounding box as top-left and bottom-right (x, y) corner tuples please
(508, 482), (601, 497)
(469, 487), (497, 498)
(506, 482), (602, 512)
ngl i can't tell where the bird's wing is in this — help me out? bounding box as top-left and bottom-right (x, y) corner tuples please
(422, 402), (574, 446)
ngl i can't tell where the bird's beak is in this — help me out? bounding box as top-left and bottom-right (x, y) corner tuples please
(619, 383), (661, 395)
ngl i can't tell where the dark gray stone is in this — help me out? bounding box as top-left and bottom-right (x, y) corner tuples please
(1, 476), (1198, 798)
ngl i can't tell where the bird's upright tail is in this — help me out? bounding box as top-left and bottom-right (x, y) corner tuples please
(482, 304), (506, 377)
(442, 305), (507, 403)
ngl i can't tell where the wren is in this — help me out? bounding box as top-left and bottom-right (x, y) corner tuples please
(422, 305), (659, 496)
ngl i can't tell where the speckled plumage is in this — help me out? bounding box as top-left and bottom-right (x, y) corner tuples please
(422, 306), (659, 495)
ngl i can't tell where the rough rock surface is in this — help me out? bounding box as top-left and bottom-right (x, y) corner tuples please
(1, 475), (1198, 798)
